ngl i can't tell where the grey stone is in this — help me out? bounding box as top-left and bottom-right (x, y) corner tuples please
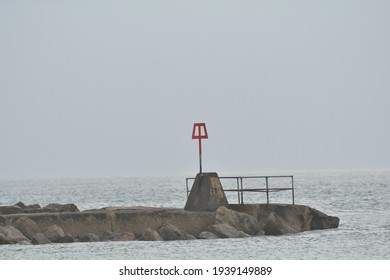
(18, 240), (32, 245)
(14, 202), (27, 209)
(158, 224), (196, 241)
(80, 233), (99, 242)
(112, 232), (136, 241)
(215, 206), (260, 235)
(198, 231), (219, 239)
(31, 233), (51, 245)
(0, 225), (30, 244)
(0, 206), (24, 215)
(100, 231), (115, 241)
(13, 217), (39, 239)
(59, 234), (77, 243)
(263, 212), (298, 235)
(42, 203), (80, 213)
(43, 224), (65, 242)
(27, 204), (41, 209)
(0, 233), (6, 244)
(25, 204), (42, 213)
(309, 208), (340, 230)
(140, 228), (163, 241)
(229, 204), (340, 235)
(207, 224), (250, 238)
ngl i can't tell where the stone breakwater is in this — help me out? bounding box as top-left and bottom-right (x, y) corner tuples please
(0, 202), (339, 245)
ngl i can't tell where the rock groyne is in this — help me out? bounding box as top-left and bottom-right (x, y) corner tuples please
(0, 172), (340, 245)
(0, 202), (339, 245)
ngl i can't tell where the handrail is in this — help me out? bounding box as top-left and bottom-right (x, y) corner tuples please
(186, 175), (295, 205)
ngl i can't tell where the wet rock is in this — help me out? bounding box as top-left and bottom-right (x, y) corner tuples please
(198, 231), (219, 239)
(309, 208), (340, 230)
(140, 228), (163, 241)
(215, 206), (260, 235)
(80, 233), (99, 242)
(27, 204), (41, 209)
(100, 231), (115, 241)
(0, 206), (24, 215)
(43, 224), (65, 242)
(207, 224), (250, 238)
(0, 216), (5, 225)
(14, 202), (27, 209)
(60, 234), (77, 243)
(18, 240), (32, 245)
(42, 203), (80, 213)
(263, 212), (298, 235)
(25, 204), (42, 213)
(32, 233), (52, 245)
(112, 232), (136, 241)
(0, 233), (6, 244)
(0, 225), (30, 244)
(13, 217), (39, 240)
(158, 224), (196, 241)
(100, 231), (136, 242)
(0, 202), (42, 214)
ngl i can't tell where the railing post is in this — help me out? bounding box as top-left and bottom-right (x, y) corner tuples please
(186, 178), (189, 198)
(236, 178), (240, 204)
(291, 176), (295, 205)
(266, 176), (269, 204)
(240, 177), (244, 204)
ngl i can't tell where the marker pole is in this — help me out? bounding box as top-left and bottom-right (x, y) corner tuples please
(192, 123), (208, 174)
(198, 125), (202, 173)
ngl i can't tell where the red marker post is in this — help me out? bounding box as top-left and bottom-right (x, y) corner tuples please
(192, 123), (208, 173)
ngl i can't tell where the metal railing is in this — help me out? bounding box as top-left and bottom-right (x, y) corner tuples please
(186, 175), (295, 205)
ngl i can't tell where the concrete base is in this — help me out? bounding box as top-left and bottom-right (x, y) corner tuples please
(184, 173), (229, 211)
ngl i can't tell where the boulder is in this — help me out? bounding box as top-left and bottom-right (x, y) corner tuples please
(42, 203), (80, 213)
(215, 206), (260, 235)
(100, 231), (116, 241)
(0, 216), (5, 225)
(14, 202), (27, 209)
(0, 225), (30, 244)
(207, 224), (250, 238)
(158, 224), (196, 241)
(43, 224), (65, 242)
(0, 206), (24, 215)
(25, 204), (42, 213)
(140, 228), (163, 241)
(17, 240), (32, 245)
(198, 231), (219, 239)
(80, 233), (99, 242)
(27, 204), (41, 209)
(309, 208), (340, 230)
(59, 234), (77, 243)
(229, 204), (340, 234)
(13, 217), (39, 239)
(112, 232), (136, 241)
(31, 233), (51, 245)
(263, 212), (298, 235)
(0, 233), (5, 244)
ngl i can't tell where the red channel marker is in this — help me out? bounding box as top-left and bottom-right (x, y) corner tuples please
(192, 123), (208, 173)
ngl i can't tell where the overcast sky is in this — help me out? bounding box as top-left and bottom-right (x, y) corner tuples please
(1, 1), (389, 179)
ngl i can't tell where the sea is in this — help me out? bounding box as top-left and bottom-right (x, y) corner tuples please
(0, 169), (389, 260)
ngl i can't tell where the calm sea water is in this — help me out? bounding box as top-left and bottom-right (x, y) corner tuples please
(0, 169), (389, 260)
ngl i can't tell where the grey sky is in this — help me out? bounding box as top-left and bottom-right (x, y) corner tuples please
(1, 1), (389, 179)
